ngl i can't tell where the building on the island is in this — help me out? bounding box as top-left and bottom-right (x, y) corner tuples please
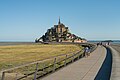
(35, 18), (87, 43)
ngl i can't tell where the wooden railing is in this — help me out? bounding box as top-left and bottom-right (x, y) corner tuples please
(1, 43), (97, 80)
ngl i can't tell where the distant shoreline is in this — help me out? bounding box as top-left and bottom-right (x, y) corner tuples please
(0, 42), (35, 46)
(0, 40), (120, 46)
(88, 40), (120, 44)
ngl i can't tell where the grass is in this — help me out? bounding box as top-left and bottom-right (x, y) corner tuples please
(0, 44), (83, 71)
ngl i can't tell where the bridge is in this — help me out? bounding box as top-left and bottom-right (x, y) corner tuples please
(0, 43), (120, 80)
(41, 44), (120, 80)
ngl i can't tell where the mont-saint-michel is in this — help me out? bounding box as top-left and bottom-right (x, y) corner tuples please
(1, 0), (120, 80)
(35, 18), (87, 43)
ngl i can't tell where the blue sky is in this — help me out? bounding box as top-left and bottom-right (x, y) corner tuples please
(0, 0), (120, 41)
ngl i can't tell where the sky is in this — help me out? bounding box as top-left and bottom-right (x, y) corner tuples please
(0, 0), (120, 42)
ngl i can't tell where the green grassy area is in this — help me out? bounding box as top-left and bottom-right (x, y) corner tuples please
(0, 44), (83, 71)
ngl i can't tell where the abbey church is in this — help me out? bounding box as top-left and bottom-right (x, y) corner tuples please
(35, 18), (87, 43)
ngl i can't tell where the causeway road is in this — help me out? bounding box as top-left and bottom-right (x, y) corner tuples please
(41, 46), (106, 80)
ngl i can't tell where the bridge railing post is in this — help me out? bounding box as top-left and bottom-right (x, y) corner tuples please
(15, 72), (18, 80)
(82, 50), (85, 58)
(77, 51), (80, 60)
(64, 55), (67, 66)
(34, 63), (38, 80)
(53, 58), (56, 72)
(43, 63), (45, 73)
(72, 53), (74, 63)
(1, 71), (5, 80)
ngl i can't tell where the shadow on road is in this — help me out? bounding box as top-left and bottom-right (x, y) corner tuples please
(95, 46), (112, 80)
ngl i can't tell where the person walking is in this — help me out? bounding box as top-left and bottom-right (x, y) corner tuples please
(88, 47), (91, 56)
(84, 47), (89, 57)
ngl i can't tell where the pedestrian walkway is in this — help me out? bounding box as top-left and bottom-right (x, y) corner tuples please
(41, 46), (106, 80)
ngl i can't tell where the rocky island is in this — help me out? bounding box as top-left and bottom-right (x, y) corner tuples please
(35, 18), (87, 43)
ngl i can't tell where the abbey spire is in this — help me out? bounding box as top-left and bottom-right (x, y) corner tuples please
(58, 17), (61, 24)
